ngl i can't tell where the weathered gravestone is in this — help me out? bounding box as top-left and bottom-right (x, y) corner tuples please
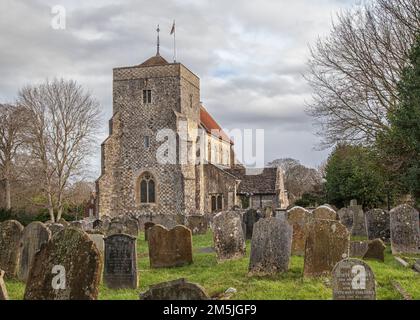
(390, 204), (420, 254)
(304, 219), (349, 277)
(185, 215), (208, 235)
(287, 206), (311, 256)
(144, 222), (155, 241)
(140, 278), (210, 300)
(213, 211), (246, 261)
(350, 205), (368, 238)
(148, 225), (193, 268)
(48, 223), (65, 236)
(332, 258), (376, 300)
(242, 209), (261, 239)
(107, 217), (139, 238)
(0, 220), (24, 278)
(249, 217), (292, 274)
(104, 234), (137, 289)
(349, 241), (369, 258)
(0, 270), (8, 300)
(312, 205), (338, 220)
(24, 228), (102, 300)
(88, 233), (105, 256)
(337, 208), (353, 230)
(363, 238), (386, 262)
(365, 209), (390, 241)
(414, 259), (420, 273)
(18, 222), (51, 282)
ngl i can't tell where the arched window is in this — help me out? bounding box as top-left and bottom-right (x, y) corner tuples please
(217, 195), (223, 210)
(139, 172), (156, 204)
(211, 196), (217, 212)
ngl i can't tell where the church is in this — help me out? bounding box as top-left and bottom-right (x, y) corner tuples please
(96, 44), (288, 218)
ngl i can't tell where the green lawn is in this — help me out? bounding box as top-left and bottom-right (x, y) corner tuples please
(5, 231), (420, 300)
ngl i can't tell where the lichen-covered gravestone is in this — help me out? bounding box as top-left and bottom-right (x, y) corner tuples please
(0, 270), (8, 300)
(389, 204), (420, 254)
(249, 218), (292, 274)
(337, 208), (353, 230)
(312, 205), (338, 220)
(185, 215), (208, 235)
(148, 225), (193, 268)
(144, 222), (155, 241)
(24, 228), (102, 300)
(18, 222), (51, 282)
(103, 234), (137, 289)
(363, 238), (386, 262)
(140, 278), (210, 300)
(242, 209), (261, 239)
(332, 258), (376, 300)
(349, 241), (369, 258)
(350, 205), (368, 238)
(0, 220), (24, 278)
(365, 209), (390, 241)
(304, 219), (349, 277)
(213, 211), (246, 261)
(287, 206), (311, 256)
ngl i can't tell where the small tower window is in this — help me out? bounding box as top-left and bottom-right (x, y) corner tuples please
(189, 94), (193, 108)
(143, 90), (152, 104)
(144, 136), (150, 149)
(139, 173), (156, 204)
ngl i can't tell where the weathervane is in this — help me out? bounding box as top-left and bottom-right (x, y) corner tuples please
(156, 24), (160, 56)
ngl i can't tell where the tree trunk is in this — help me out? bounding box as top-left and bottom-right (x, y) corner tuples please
(4, 178), (11, 210)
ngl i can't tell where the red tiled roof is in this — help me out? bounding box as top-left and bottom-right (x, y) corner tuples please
(200, 105), (233, 144)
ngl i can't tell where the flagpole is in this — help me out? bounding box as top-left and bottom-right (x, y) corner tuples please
(172, 20), (177, 63)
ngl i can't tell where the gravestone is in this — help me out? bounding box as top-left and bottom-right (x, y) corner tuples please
(212, 211), (246, 261)
(107, 217), (139, 238)
(24, 228), (102, 300)
(185, 215), (208, 235)
(312, 205), (338, 220)
(88, 233), (105, 256)
(350, 205), (368, 238)
(332, 258), (376, 300)
(140, 278), (209, 300)
(0, 220), (24, 278)
(144, 222), (155, 241)
(363, 238), (386, 262)
(414, 259), (420, 273)
(249, 217), (292, 274)
(287, 206), (311, 256)
(48, 223), (65, 236)
(389, 204), (420, 254)
(93, 219), (103, 230)
(304, 219), (349, 277)
(148, 225), (193, 268)
(366, 209), (390, 241)
(104, 234), (137, 289)
(349, 241), (369, 258)
(0, 270), (8, 300)
(242, 209), (261, 239)
(18, 222), (51, 282)
(337, 208), (353, 230)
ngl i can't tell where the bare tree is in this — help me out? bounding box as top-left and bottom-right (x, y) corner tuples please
(306, 0), (420, 147)
(18, 79), (101, 222)
(0, 104), (27, 210)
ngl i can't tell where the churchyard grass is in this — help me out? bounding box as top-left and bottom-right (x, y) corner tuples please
(5, 230), (420, 300)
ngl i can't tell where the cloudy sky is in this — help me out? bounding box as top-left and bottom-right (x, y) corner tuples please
(0, 0), (359, 177)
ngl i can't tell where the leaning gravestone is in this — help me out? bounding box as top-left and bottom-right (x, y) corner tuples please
(365, 209), (390, 242)
(350, 205), (368, 238)
(0, 270), (8, 300)
(104, 234), (137, 289)
(213, 211), (246, 261)
(389, 204), (420, 254)
(349, 241), (369, 258)
(48, 223), (65, 236)
(363, 238), (386, 262)
(24, 228), (102, 300)
(140, 278), (210, 300)
(332, 258), (376, 300)
(312, 205), (338, 220)
(337, 208), (353, 230)
(144, 222), (155, 241)
(185, 215), (208, 235)
(18, 222), (51, 282)
(148, 225), (193, 268)
(304, 219), (349, 277)
(242, 209), (261, 240)
(0, 220), (24, 278)
(249, 217), (292, 274)
(287, 206), (311, 256)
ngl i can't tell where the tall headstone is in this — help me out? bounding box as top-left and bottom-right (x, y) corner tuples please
(337, 208), (353, 230)
(350, 205), (368, 238)
(213, 211), (246, 261)
(389, 204), (419, 254)
(144, 222), (155, 241)
(185, 215), (208, 235)
(148, 225), (193, 268)
(304, 219), (349, 277)
(0, 220), (24, 278)
(332, 258), (376, 300)
(18, 222), (51, 282)
(287, 206), (311, 256)
(242, 209), (261, 239)
(0, 270), (8, 300)
(249, 218), (292, 274)
(365, 209), (390, 241)
(104, 234), (137, 289)
(312, 205), (338, 220)
(140, 278), (210, 300)
(24, 228), (102, 300)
